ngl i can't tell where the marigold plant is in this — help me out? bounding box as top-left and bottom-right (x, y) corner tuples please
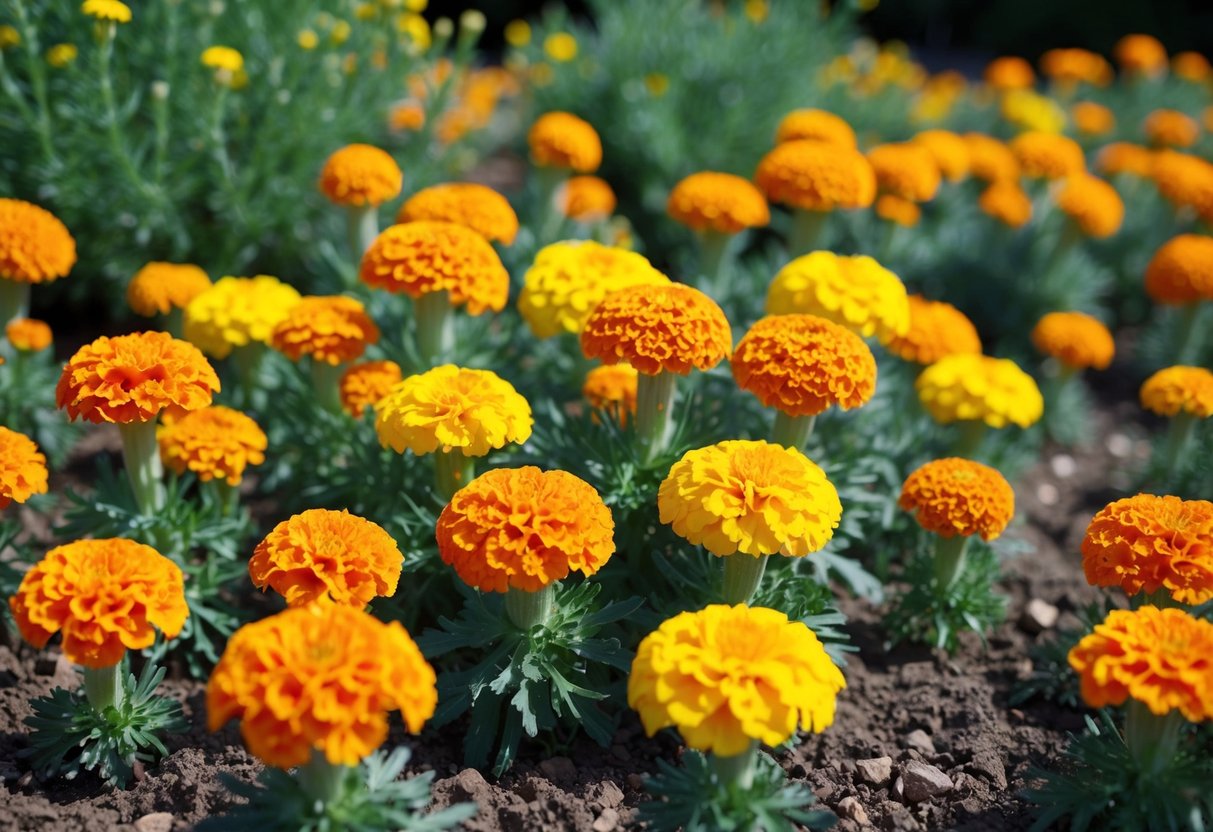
(82, 0), (132, 23)
(1071, 102), (1115, 136)
(1140, 366), (1213, 418)
(1173, 51), (1211, 82)
(667, 172), (770, 234)
(984, 56), (1035, 91)
(558, 175), (617, 222)
(127, 262), (212, 317)
(774, 108), (857, 147)
(0, 426), (48, 508)
(1010, 132), (1086, 179)
(978, 181), (1033, 228)
(1151, 151), (1213, 219)
(1031, 311), (1115, 370)
(157, 405), (267, 486)
(183, 275), (302, 359)
(964, 133), (1019, 183)
(1040, 48), (1113, 86)
(899, 458), (1015, 541)
(527, 111), (602, 172)
(867, 143), (941, 202)
(1097, 142), (1155, 178)
(270, 295), (380, 366)
(766, 251), (910, 344)
(1145, 234), (1213, 305)
(6, 317), (51, 352)
(397, 182), (519, 245)
(318, 144), (403, 207)
(339, 359), (403, 418)
(0, 198), (76, 285)
(912, 129), (970, 181)
(1114, 34), (1168, 76)
(875, 194), (921, 227)
(1144, 110), (1199, 149)
(916, 353), (1044, 429)
(582, 364), (638, 425)
(887, 295), (982, 365)
(754, 139), (876, 212)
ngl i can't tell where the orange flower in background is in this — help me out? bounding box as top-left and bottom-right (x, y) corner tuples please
(875, 194), (921, 226)
(528, 111), (602, 172)
(1057, 174), (1124, 238)
(755, 139), (876, 212)
(397, 182), (519, 245)
(1040, 48), (1113, 87)
(1114, 34), (1168, 76)
(774, 108), (857, 148)
(158, 405), (267, 486)
(964, 133), (1020, 183)
(1145, 234), (1213, 305)
(580, 283), (732, 375)
(57, 331), (220, 424)
(766, 251), (910, 344)
(1071, 102), (1115, 136)
(127, 263), (212, 317)
(436, 467), (615, 592)
(318, 144), (403, 207)
(1031, 311), (1115, 370)
(984, 56), (1035, 91)
(10, 539), (187, 669)
(1082, 494), (1213, 604)
(887, 295), (982, 365)
(978, 181), (1033, 228)
(1143, 109), (1200, 149)
(360, 221), (509, 315)
(912, 129), (970, 182)
(867, 143), (941, 202)
(208, 605), (436, 768)
(582, 364), (638, 425)
(270, 295), (380, 366)
(1010, 132), (1085, 179)
(1140, 366), (1213, 418)
(339, 359), (403, 418)
(6, 317), (51, 352)
(1151, 151), (1213, 219)
(917, 353), (1044, 429)
(558, 175), (617, 222)
(667, 172), (770, 234)
(0, 426), (48, 508)
(900, 457), (1015, 541)
(1172, 51), (1211, 82)
(1096, 142), (1155, 178)
(0, 198), (77, 284)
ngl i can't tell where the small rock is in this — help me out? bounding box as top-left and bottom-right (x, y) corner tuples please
(134, 814), (174, 832)
(904, 730), (935, 756)
(538, 756), (576, 782)
(855, 756), (893, 786)
(1049, 454), (1076, 478)
(1107, 433), (1132, 458)
(969, 750), (1008, 790)
(1035, 482), (1059, 506)
(447, 768), (490, 802)
(626, 773), (646, 791)
(596, 781), (624, 808)
(901, 761), (953, 803)
(891, 776), (905, 802)
(815, 782), (836, 802)
(1019, 599), (1060, 634)
(591, 808), (620, 832)
(836, 796), (869, 825)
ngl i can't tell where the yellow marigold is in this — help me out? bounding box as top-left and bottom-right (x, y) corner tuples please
(157, 405), (266, 486)
(912, 129), (970, 182)
(1031, 311), (1115, 370)
(984, 56), (1036, 90)
(1069, 606), (1213, 720)
(359, 221), (509, 315)
(1096, 142), (1155, 178)
(916, 353), (1044, 429)
(269, 295), (379, 366)
(867, 143), (941, 202)
(964, 133), (1020, 183)
(1057, 173), (1124, 238)
(1071, 102), (1115, 136)
(318, 144), (403, 208)
(1140, 366), (1213, 418)
(0, 426), (48, 508)
(47, 44), (77, 68)
(435, 467), (614, 592)
(1001, 89), (1067, 134)
(582, 364), (637, 425)
(528, 111), (602, 172)
(628, 604), (845, 756)
(183, 275), (301, 359)
(82, 0), (131, 23)
(581, 284), (732, 376)
(1082, 494), (1213, 605)
(10, 539), (187, 669)
(755, 140), (876, 212)
(978, 181), (1032, 229)
(559, 175), (617, 222)
(397, 183), (518, 245)
(127, 262), (212, 317)
(0, 25), (19, 50)
(200, 46), (244, 87)
(6, 317), (51, 352)
(375, 364), (531, 457)
(887, 294), (982, 365)
(875, 194), (921, 227)
(518, 241), (669, 339)
(339, 359), (403, 418)
(57, 331), (220, 424)
(1151, 151), (1213, 217)
(899, 458), (1015, 541)
(1040, 48), (1113, 86)
(1010, 131), (1086, 179)
(1143, 109), (1200, 149)
(766, 251), (910, 344)
(544, 32), (578, 62)
(1114, 34), (1168, 76)
(774, 109), (857, 148)
(0, 198), (76, 284)
(667, 172), (770, 234)
(207, 605), (435, 768)
(1173, 51), (1211, 82)
(1146, 234), (1213, 305)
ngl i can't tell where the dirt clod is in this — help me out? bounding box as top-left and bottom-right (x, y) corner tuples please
(856, 756), (894, 787)
(837, 795), (871, 825)
(592, 807), (620, 832)
(900, 761), (953, 803)
(538, 757), (577, 783)
(1019, 599), (1060, 634)
(903, 730), (936, 756)
(133, 812), (174, 832)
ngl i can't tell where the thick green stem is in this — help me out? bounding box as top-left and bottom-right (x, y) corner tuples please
(787, 210), (828, 257)
(346, 204), (380, 275)
(771, 411), (815, 450)
(504, 583), (556, 630)
(697, 230), (732, 294)
(434, 448), (474, 500)
(635, 371), (678, 463)
(414, 290), (454, 366)
(210, 479), (239, 517)
(297, 750), (350, 808)
(231, 343), (265, 409)
(1174, 303), (1206, 365)
(534, 166), (568, 243)
(1161, 412), (1195, 481)
(1132, 588), (1179, 610)
(163, 307), (184, 338)
(721, 554), (767, 605)
(1123, 701), (1184, 776)
(83, 663), (124, 714)
(954, 420), (987, 458)
(119, 419), (165, 515)
(710, 741), (758, 792)
(310, 360), (345, 414)
(933, 534), (970, 592)
(0, 280), (30, 324)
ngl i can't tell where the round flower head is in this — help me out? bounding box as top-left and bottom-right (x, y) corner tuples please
(270, 295), (379, 366)
(659, 440), (841, 558)
(207, 605), (436, 768)
(874, 194), (921, 227)
(755, 139), (876, 212)
(375, 364), (532, 457)
(127, 262), (212, 317)
(201, 45), (243, 74)
(1151, 151), (1213, 218)
(1000, 89), (1067, 134)
(583, 363), (638, 425)
(1069, 606), (1213, 720)
(984, 56), (1036, 90)
(912, 130), (970, 182)
(527, 111), (602, 172)
(158, 405), (266, 486)
(978, 181), (1032, 228)
(10, 539), (187, 668)
(1010, 132), (1086, 179)
(1031, 311), (1114, 370)
(628, 604), (846, 756)
(435, 467), (614, 592)
(1040, 48), (1113, 86)
(916, 353), (1044, 429)
(518, 241), (670, 339)
(318, 144), (403, 207)
(964, 133), (1020, 183)
(1173, 51), (1211, 82)
(867, 143), (941, 202)
(667, 172), (771, 234)
(0, 198), (77, 284)
(1056, 174), (1124, 238)
(339, 359), (402, 418)
(887, 295), (982, 365)
(1097, 142), (1155, 178)
(397, 182), (519, 245)
(766, 251), (910, 344)
(82, 0), (132, 23)
(775, 109), (857, 148)
(0, 426), (48, 508)
(1071, 101), (1115, 136)
(57, 331), (220, 424)
(1143, 109), (1200, 149)
(1082, 494), (1213, 604)
(1140, 366), (1213, 418)
(6, 317), (51, 352)
(1146, 234), (1213, 305)
(559, 175), (617, 222)
(183, 275), (302, 359)
(250, 509), (402, 607)
(580, 283), (732, 376)
(359, 221), (509, 315)
(899, 458), (1015, 541)
(1114, 34), (1168, 76)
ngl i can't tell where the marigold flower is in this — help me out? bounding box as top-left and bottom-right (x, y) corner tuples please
(1071, 102), (1115, 136)
(754, 139), (876, 212)
(916, 353), (1044, 429)
(963, 133), (1020, 182)
(984, 56), (1035, 91)
(207, 605), (436, 768)
(6, 317), (51, 352)
(47, 44), (77, 68)
(318, 144), (403, 208)
(543, 32), (578, 62)
(339, 359), (403, 418)
(269, 295), (379, 366)
(1000, 89), (1067, 134)
(551, 176), (614, 223)
(1040, 48), (1113, 86)
(1010, 131), (1086, 179)
(1172, 51), (1211, 82)
(1096, 142), (1155, 178)
(1082, 494), (1213, 605)
(899, 457), (1015, 541)
(10, 539), (187, 669)
(1145, 234), (1213, 305)
(1143, 109), (1200, 149)
(875, 194), (921, 227)
(201, 45), (244, 87)
(912, 129), (970, 182)
(867, 143), (941, 202)
(528, 112), (602, 172)
(1069, 606), (1213, 720)
(81, 0), (131, 23)
(978, 181), (1032, 228)
(628, 604), (846, 756)
(887, 295), (982, 365)
(667, 172), (770, 234)
(1151, 151), (1213, 218)
(183, 275), (302, 359)
(766, 251), (909, 344)
(1030, 311), (1115, 371)
(583, 364), (637, 424)
(0, 426), (48, 508)
(127, 262), (212, 317)
(158, 405), (266, 486)
(1140, 366), (1213, 418)
(0, 25), (18, 49)
(1057, 174), (1124, 238)
(774, 109), (857, 148)
(1114, 34), (1168, 76)
(581, 284), (731, 376)
(397, 182), (518, 245)
(360, 221), (509, 315)
(0, 198), (76, 285)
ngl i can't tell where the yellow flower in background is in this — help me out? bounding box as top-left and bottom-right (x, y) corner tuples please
(1000, 89), (1066, 134)
(81, 0), (131, 23)
(404, 0), (428, 11)
(0, 26), (20, 50)
(355, 3), (378, 21)
(744, 0), (769, 23)
(504, 19), (531, 47)
(297, 29), (319, 50)
(397, 13), (431, 51)
(767, 251), (910, 344)
(47, 44), (78, 68)
(916, 353), (1043, 429)
(201, 45), (245, 88)
(543, 32), (577, 62)
(330, 19), (351, 46)
(644, 73), (669, 97)
(183, 275), (302, 359)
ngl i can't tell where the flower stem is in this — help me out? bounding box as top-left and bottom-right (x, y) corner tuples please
(1161, 412), (1195, 481)
(231, 343), (265, 410)
(721, 554), (768, 605)
(697, 230), (731, 295)
(119, 419), (165, 515)
(787, 210), (828, 257)
(771, 411), (815, 450)
(635, 371), (678, 463)
(504, 583), (556, 630)
(346, 204), (379, 277)
(933, 535), (970, 593)
(163, 307), (184, 339)
(1174, 302), (1206, 365)
(534, 167), (568, 243)
(1132, 588), (1179, 610)
(0, 280), (30, 324)
(83, 662), (124, 714)
(954, 420), (987, 458)
(434, 449), (474, 500)
(414, 290), (454, 366)
(310, 360), (344, 414)
(710, 741), (758, 792)
(1123, 700), (1184, 777)
(297, 750), (350, 808)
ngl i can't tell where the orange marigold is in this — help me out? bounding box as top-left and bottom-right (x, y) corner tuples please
(899, 457), (1015, 541)
(6, 317), (51, 351)
(360, 221), (509, 315)
(1040, 48), (1113, 86)
(270, 295), (379, 366)
(435, 467), (615, 592)
(1143, 109), (1200, 149)
(1114, 34), (1168, 76)
(1031, 311), (1115, 370)
(1173, 51), (1211, 83)
(887, 295), (982, 365)
(0, 426), (48, 508)
(1071, 102), (1115, 136)
(0, 198), (76, 284)
(875, 194), (921, 227)
(978, 181), (1033, 228)
(558, 175), (617, 222)
(1145, 234), (1213, 305)
(667, 172), (770, 234)
(1057, 173), (1124, 238)
(984, 56), (1035, 91)
(127, 262), (212, 317)
(867, 143), (941, 202)
(57, 331), (220, 424)
(580, 284), (732, 375)
(339, 359), (403, 418)
(754, 139), (876, 212)
(10, 538), (187, 668)
(318, 144), (403, 207)
(1096, 142), (1155, 178)
(1140, 366), (1213, 418)
(774, 109), (857, 148)
(964, 133), (1020, 183)
(582, 364), (638, 425)
(207, 605), (436, 768)
(1151, 150), (1213, 217)
(158, 405), (266, 486)
(528, 111), (602, 172)
(397, 182), (519, 245)
(912, 129), (970, 182)
(1010, 131), (1086, 179)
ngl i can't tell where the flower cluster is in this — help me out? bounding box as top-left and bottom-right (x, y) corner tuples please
(157, 405), (267, 486)
(397, 183), (519, 245)
(875, 195), (921, 227)
(0, 426), (48, 508)
(0, 198), (77, 284)
(766, 251), (910, 344)
(1140, 366), (1213, 418)
(666, 172), (770, 234)
(1098, 142), (1155, 178)
(887, 295), (982, 365)
(899, 458), (1015, 541)
(1030, 311), (1116, 370)
(916, 354), (1044, 429)
(755, 139), (876, 212)
(318, 144), (403, 207)
(339, 359), (403, 418)
(270, 295), (380, 366)
(184, 276), (302, 359)
(1040, 48), (1113, 86)
(984, 56), (1035, 90)
(127, 262), (212, 317)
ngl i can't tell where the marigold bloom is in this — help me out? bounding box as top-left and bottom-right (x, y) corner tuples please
(628, 604), (846, 756)
(1096, 142), (1155, 178)
(269, 295), (379, 366)
(583, 364), (637, 424)
(397, 183), (518, 245)
(774, 109), (857, 148)
(81, 0), (131, 23)
(543, 32), (577, 62)
(318, 144), (403, 208)
(208, 605), (436, 768)
(184, 275), (302, 359)
(6, 317), (51, 352)
(1040, 48), (1113, 86)
(57, 331), (219, 424)
(1030, 311), (1115, 371)
(1069, 606), (1213, 720)
(581, 284), (731, 376)
(1143, 109), (1200, 149)
(766, 251), (909, 344)
(360, 221), (509, 315)
(436, 467), (614, 593)
(984, 56), (1035, 91)
(1114, 34), (1168, 76)
(158, 405), (266, 486)
(0, 198), (76, 284)
(10, 539), (187, 669)
(978, 181), (1032, 229)
(47, 44), (77, 68)
(1173, 51), (1211, 82)
(1057, 174), (1124, 238)
(912, 129), (970, 182)
(867, 143), (941, 203)
(917, 353), (1044, 429)
(527, 112), (602, 172)
(875, 194), (921, 226)
(1145, 234), (1213, 305)
(754, 139), (876, 212)
(899, 457), (1015, 541)
(1082, 494), (1213, 605)
(0, 426), (48, 508)
(1010, 132), (1086, 179)
(553, 175), (614, 222)
(964, 133), (1020, 182)
(339, 359), (402, 418)
(1151, 151), (1213, 218)
(1001, 89), (1067, 134)
(667, 172), (770, 234)
(887, 295), (982, 365)
(1140, 366), (1213, 418)
(127, 262), (212, 317)
(1071, 102), (1115, 136)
